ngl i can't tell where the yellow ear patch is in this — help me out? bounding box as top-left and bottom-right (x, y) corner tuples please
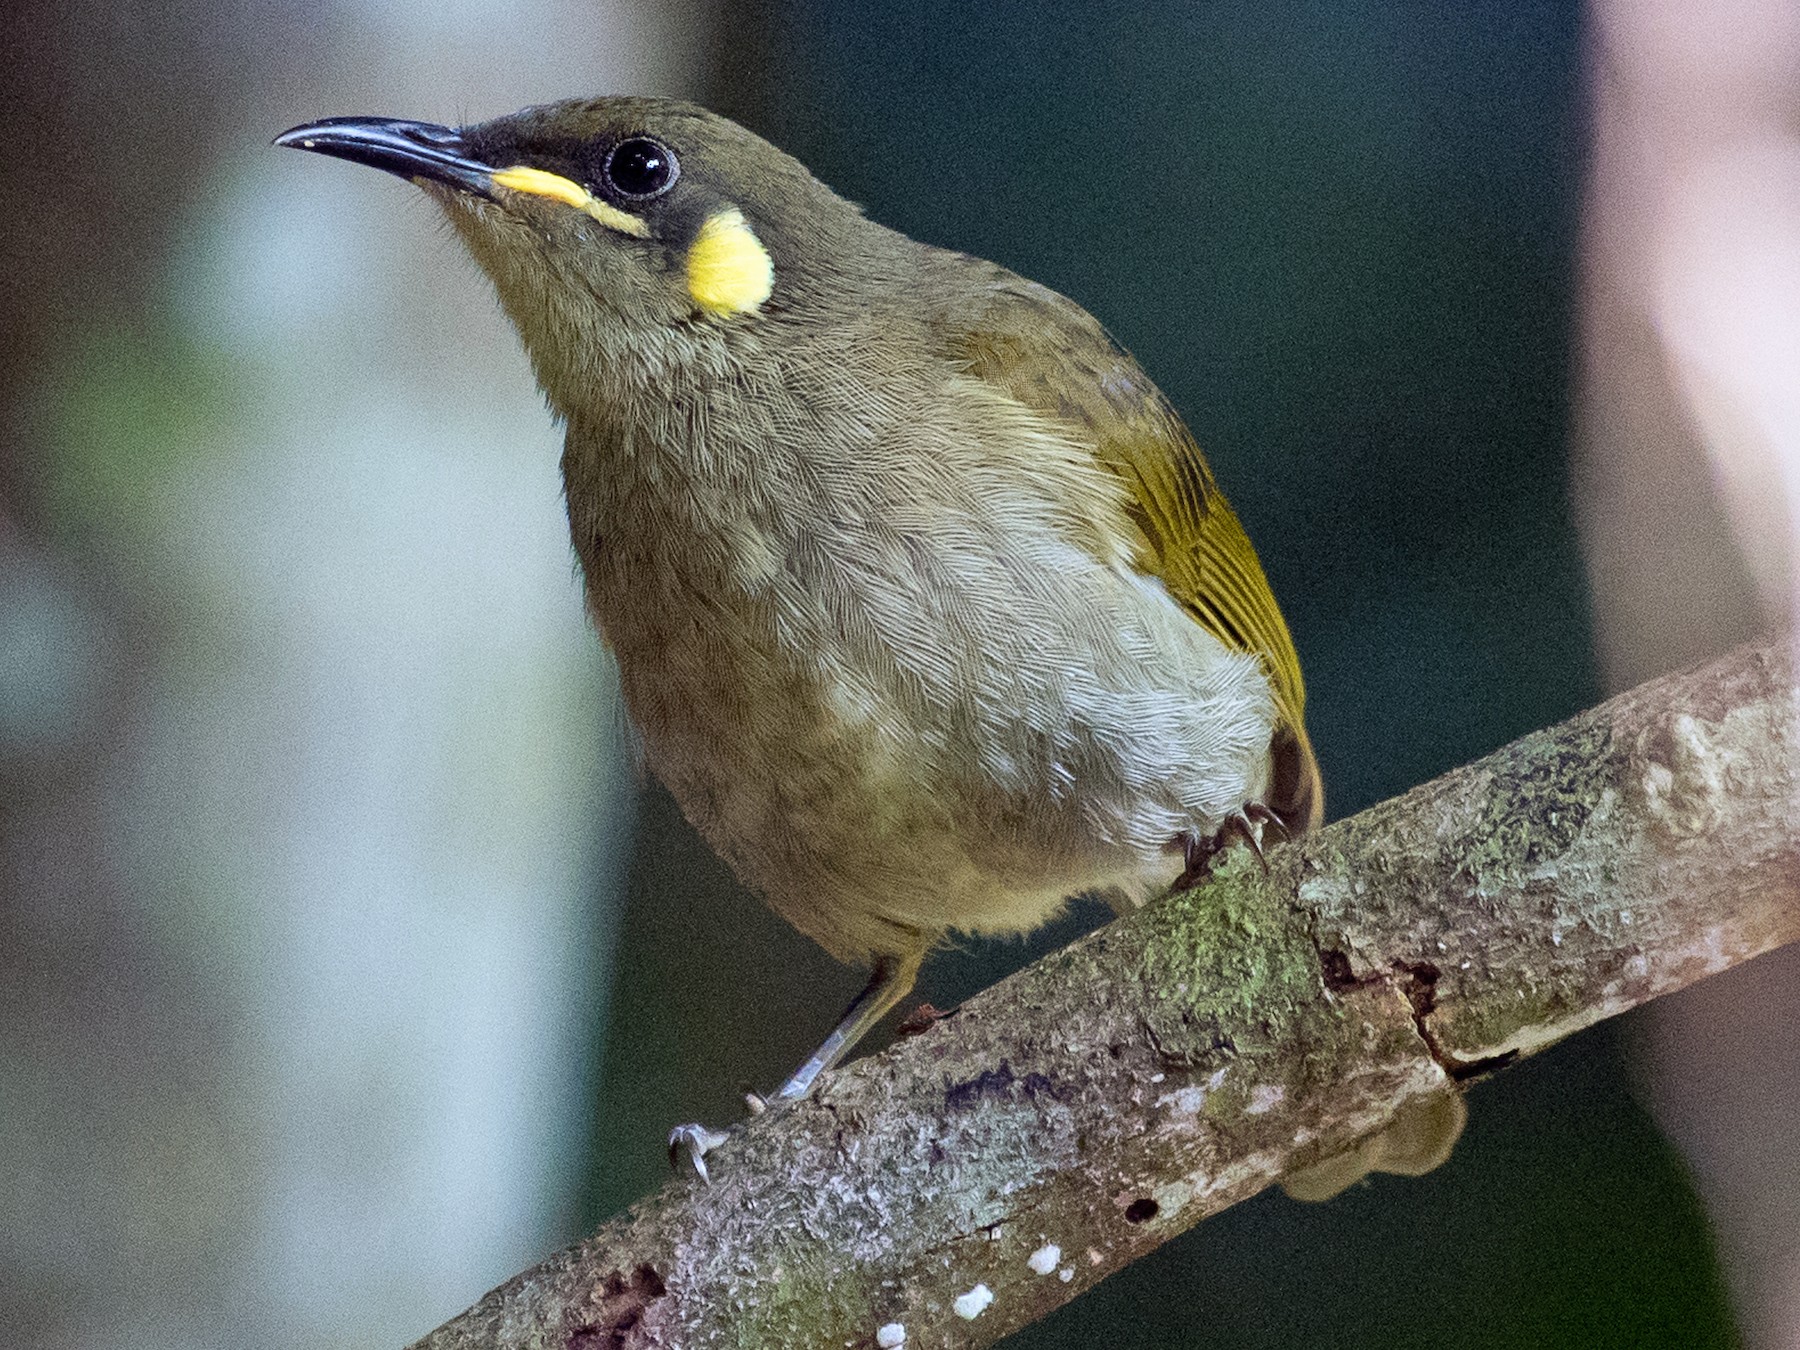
(489, 165), (649, 238)
(686, 209), (774, 316)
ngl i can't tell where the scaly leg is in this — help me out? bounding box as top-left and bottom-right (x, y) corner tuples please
(775, 947), (924, 1100)
(669, 945), (926, 1181)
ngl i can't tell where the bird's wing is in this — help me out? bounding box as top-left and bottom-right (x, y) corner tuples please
(943, 267), (1322, 830)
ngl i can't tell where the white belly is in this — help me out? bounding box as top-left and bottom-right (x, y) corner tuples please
(604, 533), (1276, 962)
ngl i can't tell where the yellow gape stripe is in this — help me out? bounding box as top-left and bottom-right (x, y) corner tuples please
(687, 209), (774, 316)
(489, 165), (649, 238)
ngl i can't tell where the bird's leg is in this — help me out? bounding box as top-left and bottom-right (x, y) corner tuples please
(774, 948), (924, 1101)
(1174, 802), (1289, 890)
(667, 946), (925, 1182)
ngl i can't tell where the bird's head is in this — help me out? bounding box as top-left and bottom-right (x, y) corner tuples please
(277, 98), (893, 412)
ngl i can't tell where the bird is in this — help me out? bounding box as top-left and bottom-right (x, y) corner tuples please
(275, 98), (1456, 1192)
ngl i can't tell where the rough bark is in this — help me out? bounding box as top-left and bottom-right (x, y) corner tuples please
(413, 638), (1800, 1350)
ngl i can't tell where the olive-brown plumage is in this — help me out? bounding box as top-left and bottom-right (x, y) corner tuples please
(276, 100), (1384, 1173)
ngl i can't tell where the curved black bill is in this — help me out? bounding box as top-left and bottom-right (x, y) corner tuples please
(274, 117), (497, 196)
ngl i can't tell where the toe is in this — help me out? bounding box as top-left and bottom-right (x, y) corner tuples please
(668, 1122), (732, 1183)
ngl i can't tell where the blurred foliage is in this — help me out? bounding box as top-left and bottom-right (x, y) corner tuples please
(36, 324), (237, 549)
(583, 2), (1739, 1346)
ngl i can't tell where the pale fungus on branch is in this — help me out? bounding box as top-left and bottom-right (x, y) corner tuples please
(409, 639), (1800, 1350)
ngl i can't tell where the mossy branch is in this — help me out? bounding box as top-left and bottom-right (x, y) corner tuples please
(413, 639), (1800, 1350)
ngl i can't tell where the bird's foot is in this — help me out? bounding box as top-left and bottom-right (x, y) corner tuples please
(667, 949), (928, 1184)
(1174, 802), (1289, 889)
(666, 1121), (733, 1184)
(666, 1089), (774, 1182)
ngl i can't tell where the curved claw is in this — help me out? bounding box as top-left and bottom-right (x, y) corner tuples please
(667, 1122), (732, 1184)
(1242, 800), (1288, 837)
(1175, 802), (1289, 890)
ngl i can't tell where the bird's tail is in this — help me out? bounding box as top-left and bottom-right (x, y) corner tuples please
(1268, 708), (1324, 836)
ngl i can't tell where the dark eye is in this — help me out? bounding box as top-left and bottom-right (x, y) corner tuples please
(603, 137), (678, 199)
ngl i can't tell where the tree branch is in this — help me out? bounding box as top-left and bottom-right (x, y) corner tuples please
(413, 639), (1800, 1350)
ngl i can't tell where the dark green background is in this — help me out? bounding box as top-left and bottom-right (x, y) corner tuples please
(583, 3), (1738, 1345)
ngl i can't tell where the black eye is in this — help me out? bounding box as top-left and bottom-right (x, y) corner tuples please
(603, 137), (678, 199)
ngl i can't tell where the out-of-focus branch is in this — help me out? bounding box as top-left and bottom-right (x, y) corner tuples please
(1578, 5), (1800, 1343)
(414, 639), (1800, 1350)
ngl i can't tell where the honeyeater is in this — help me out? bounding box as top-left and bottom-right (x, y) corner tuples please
(276, 98), (1460, 1194)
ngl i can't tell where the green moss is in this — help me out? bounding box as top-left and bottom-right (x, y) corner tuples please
(1201, 1073), (1251, 1123)
(1458, 719), (1617, 881)
(1135, 855), (1348, 1083)
(727, 1249), (875, 1348)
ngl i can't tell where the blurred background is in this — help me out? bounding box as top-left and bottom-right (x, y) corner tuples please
(3, 1), (1795, 1347)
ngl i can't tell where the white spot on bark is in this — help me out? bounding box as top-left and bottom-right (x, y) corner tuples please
(1637, 712), (1726, 839)
(953, 1285), (994, 1320)
(1059, 1268), (1074, 1282)
(876, 1324), (906, 1348)
(1246, 1084), (1285, 1114)
(1028, 1243), (1061, 1275)
(1153, 1180), (1193, 1219)
(1156, 1085), (1207, 1117)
